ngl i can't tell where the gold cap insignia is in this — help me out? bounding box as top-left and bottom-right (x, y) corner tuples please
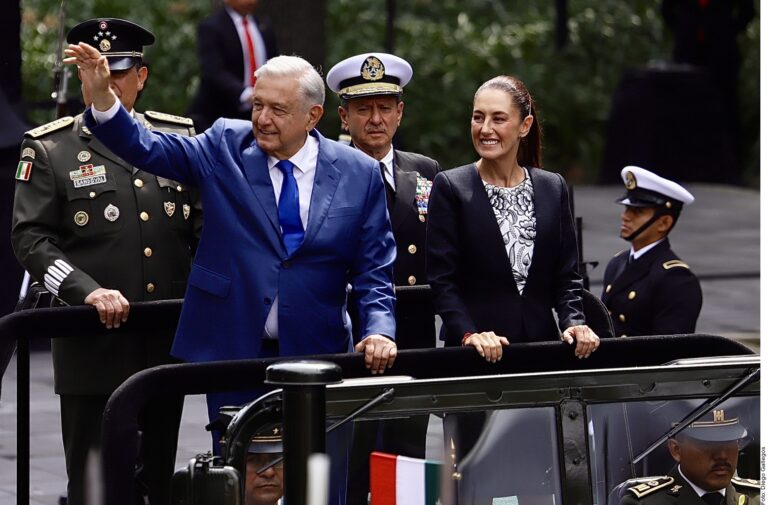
(164, 201), (176, 217)
(100, 38), (112, 52)
(361, 56), (385, 81)
(625, 170), (637, 190)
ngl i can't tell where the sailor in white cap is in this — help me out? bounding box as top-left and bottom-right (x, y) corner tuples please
(601, 166), (702, 337)
(327, 52), (439, 503)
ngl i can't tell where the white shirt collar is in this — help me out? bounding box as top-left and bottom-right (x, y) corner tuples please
(267, 134), (317, 174)
(678, 466), (726, 498)
(380, 145), (395, 189)
(630, 237), (665, 260)
(224, 6), (251, 23)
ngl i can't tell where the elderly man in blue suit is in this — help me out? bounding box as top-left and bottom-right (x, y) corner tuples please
(64, 45), (398, 424)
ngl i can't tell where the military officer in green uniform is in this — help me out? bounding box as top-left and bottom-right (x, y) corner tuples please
(620, 408), (759, 505)
(11, 18), (201, 505)
(601, 166), (702, 337)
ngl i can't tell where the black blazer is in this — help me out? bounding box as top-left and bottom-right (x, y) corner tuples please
(426, 163), (584, 345)
(348, 149), (439, 349)
(601, 238), (702, 337)
(187, 8), (278, 131)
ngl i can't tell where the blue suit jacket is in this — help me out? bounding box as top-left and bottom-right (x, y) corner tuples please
(85, 106), (396, 362)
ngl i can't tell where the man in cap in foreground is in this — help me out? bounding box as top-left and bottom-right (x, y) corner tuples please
(12, 18), (200, 503)
(620, 409), (759, 505)
(244, 423), (284, 505)
(601, 166), (702, 337)
(326, 52), (439, 503)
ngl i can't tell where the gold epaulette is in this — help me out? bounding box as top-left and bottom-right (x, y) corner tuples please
(145, 110), (194, 126)
(614, 250), (628, 258)
(662, 260), (690, 270)
(732, 476), (760, 489)
(627, 476), (675, 498)
(25, 116), (74, 138)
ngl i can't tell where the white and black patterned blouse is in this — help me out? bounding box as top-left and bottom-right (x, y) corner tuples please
(483, 167), (536, 294)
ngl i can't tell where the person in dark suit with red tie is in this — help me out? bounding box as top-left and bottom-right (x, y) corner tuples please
(188, 0), (278, 131)
(601, 166), (702, 337)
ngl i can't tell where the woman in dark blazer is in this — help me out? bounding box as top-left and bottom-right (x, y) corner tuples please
(427, 75), (600, 361)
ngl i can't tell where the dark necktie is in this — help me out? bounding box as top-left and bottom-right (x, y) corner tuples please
(276, 160), (304, 255)
(242, 16), (257, 87)
(701, 492), (723, 505)
(627, 253), (634, 266)
(380, 162), (394, 207)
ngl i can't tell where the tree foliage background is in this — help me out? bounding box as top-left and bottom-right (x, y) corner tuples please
(20, 0), (759, 184)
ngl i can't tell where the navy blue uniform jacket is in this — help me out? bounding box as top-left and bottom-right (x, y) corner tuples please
(86, 106), (396, 362)
(426, 164), (584, 345)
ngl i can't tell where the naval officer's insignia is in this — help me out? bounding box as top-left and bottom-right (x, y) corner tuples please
(22, 147), (36, 159)
(183, 204), (191, 220)
(77, 150), (91, 162)
(361, 56), (385, 81)
(99, 38), (111, 52)
(74, 211), (89, 227)
(625, 170), (637, 190)
(164, 201), (176, 217)
(104, 204), (120, 222)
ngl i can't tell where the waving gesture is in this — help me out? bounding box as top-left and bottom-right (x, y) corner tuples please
(64, 42), (117, 111)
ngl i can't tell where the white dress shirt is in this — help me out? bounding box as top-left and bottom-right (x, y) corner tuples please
(378, 145), (396, 191)
(630, 237), (665, 261)
(263, 135), (318, 339)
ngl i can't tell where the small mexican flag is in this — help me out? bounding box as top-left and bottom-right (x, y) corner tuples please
(370, 452), (441, 505)
(16, 160), (33, 181)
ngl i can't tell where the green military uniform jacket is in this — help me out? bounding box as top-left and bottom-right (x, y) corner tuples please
(11, 111), (202, 394)
(620, 467), (760, 505)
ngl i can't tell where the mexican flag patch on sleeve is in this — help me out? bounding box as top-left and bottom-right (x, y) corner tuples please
(15, 160), (33, 181)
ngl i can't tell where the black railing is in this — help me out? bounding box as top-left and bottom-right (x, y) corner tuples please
(0, 298), (755, 505)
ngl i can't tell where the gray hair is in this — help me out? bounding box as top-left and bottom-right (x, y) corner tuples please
(255, 55), (325, 109)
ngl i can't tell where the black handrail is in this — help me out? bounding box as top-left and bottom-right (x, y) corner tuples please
(0, 299), (755, 505)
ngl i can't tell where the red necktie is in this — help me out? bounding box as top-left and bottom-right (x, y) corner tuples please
(242, 16), (257, 87)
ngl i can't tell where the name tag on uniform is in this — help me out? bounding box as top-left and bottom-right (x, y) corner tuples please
(70, 164), (107, 188)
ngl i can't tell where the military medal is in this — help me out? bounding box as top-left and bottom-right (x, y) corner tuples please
(73, 211), (89, 227)
(183, 204), (191, 220)
(21, 147), (36, 159)
(164, 201), (176, 217)
(415, 175), (432, 215)
(77, 150), (91, 162)
(70, 164), (107, 188)
(104, 204), (120, 222)
(15, 160), (33, 181)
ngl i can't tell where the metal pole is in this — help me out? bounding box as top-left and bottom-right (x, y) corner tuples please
(265, 361), (342, 505)
(17, 336), (29, 505)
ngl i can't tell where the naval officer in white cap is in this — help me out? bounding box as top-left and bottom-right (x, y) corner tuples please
(601, 166), (702, 337)
(327, 53), (439, 504)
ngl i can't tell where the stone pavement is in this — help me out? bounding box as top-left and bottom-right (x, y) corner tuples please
(0, 183), (759, 504)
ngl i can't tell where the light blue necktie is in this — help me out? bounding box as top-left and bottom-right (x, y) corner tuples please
(276, 159), (304, 255)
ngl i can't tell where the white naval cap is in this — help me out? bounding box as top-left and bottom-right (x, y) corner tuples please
(326, 53), (413, 100)
(617, 165), (694, 211)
